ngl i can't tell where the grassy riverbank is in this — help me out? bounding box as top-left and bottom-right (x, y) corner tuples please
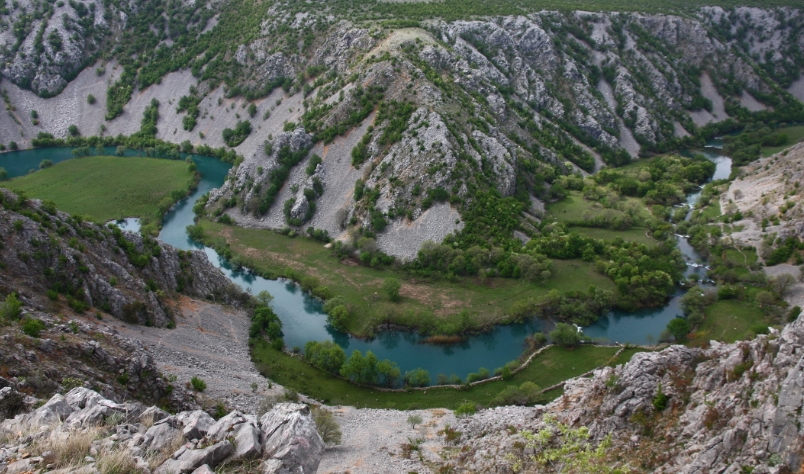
(198, 219), (616, 336)
(3, 156), (197, 223)
(252, 339), (643, 409)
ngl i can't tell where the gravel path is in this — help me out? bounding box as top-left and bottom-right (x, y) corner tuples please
(318, 407), (455, 474)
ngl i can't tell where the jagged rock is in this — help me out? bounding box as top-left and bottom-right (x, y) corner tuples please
(177, 410), (215, 440)
(0, 190), (246, 328)
(191, 465), (215, 474)
(154, 440), (233, 474)
(260, 403), (325, 474)
(141, 406), (171, 425)
(142, 420), (182, 452)
(206, 411), (262, 459)
(289, 195), (309, 221)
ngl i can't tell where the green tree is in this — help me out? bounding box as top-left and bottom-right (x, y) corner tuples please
(382, 278), (402, 302)
(304, 340), (346, 374)
(550, 323), (581, 348)
(255, 290), (274, 307)
(666, 317), (690, 342)
(407, 414), (423, 429)
(404, 368), (430, 387)
(376, 359), (401, 387)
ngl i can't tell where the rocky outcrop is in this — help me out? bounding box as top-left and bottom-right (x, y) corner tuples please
(437, 311), (804, 473)
(0, 189), (246, 327)
(0, 388), (325, 474)
(0, 306), (198, 413)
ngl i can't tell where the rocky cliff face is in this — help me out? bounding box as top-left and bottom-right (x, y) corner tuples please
(0, 387), (326, 474)
(0, 189), (245, 327)
(2, 8), (802, 258)
(436, 314), (804, 473)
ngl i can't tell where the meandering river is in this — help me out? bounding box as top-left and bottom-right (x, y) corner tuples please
(0, 147), (731, 382)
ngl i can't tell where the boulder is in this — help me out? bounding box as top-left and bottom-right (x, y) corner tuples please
(154, 440), (233, 474)
(0, 386), (25, 420)
(177, 410), (215, 440)
(142, 421), (183, 453)
(141, 406), (171, 425)
(192, 465), (215, 474)
(260, 403), (324, 474)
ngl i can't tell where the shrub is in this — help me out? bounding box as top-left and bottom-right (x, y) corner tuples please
(222, 120), (252, 147)
(404, 368), (430, 387)
(21, 317), (45, 337)
(382, 278), (402, 302)
(190, 376), (207, 392)
(788, 306), (802, 322)
(550, 323), (580, 347)
(0, 293), (23, 320)
(87, 94), (96, 105)
(312, 408), (342, 446)
(666, 317), (690, 342)
(652, 383), (668, 411)
(490, 382), (541, 406)
(455, 402), (477, 417)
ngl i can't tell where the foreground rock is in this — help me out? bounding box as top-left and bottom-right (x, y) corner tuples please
(0, 388), (326, 474)
(436, 313), (804, 473)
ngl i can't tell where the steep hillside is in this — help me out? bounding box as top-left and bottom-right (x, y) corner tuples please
(1, 6), (803, 257)
(0, 189), (245, 327)
(723, 141), (804, 252)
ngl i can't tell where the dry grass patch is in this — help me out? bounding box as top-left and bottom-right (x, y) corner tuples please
(34, 427), (100, 469)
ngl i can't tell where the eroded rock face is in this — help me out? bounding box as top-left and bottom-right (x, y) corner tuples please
(0, 189), (246, 327)
(0, 390), (326, 474)
(438, 316), (804, 473)
(260, 403), (326, 474)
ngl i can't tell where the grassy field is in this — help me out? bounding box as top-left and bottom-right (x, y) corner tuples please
(762, 125), (804, 157)
(3, 156), (195, 222)
(694, 300), (768, 344)
(546, 191), (651, 222)
(568, 226), (655, 246)
(545, 190), (655, 245)
(199, 219), (615, 336)
(253, 339), (642, 409)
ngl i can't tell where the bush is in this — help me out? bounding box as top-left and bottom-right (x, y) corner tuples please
(666, 317), (690, 342)
(652, 383), (668, 411)
(190, 376), (207, 392)
(312, 408), (342, 446)
(21, 317), (45, 337)
(0, 293), (23, 320)
(404, 368), (430, 387)
(490, 382), (541, 406)
(222, 120), (252, 147)
(455, 402), (477, 417)
(788, 306), (802, 322)
(87, 94), (96, 105)
(550, 323), (580, 347)
(382, 278), (402, 302)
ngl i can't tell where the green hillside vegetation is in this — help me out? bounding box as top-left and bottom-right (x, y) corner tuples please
(3, 156), (197, 225)
(195, 219), (615, 337)
(252, 339), (643, 409)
